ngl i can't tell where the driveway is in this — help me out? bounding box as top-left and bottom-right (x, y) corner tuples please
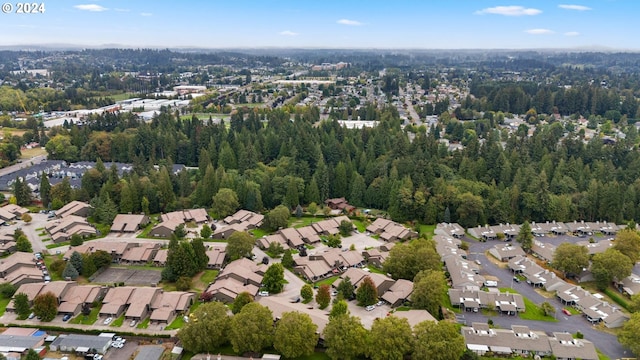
(466, 237), (631, 359)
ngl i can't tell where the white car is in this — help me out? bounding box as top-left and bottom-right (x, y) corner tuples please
(129, 319), (137, 327)
(365, 305), (375, 311)
(93, 355), (103, 360)
(258, 291), (269, 297)
(103, 317), (112, 325)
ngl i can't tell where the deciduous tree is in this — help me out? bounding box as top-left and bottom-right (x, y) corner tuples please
(619, 312), (640, 357)
(552, 243), (589, 277)
(226, 231), (255, 261)
(323, 315), (367, 360)
(178, 301), (230, 353)
(263, 205), (290, 231)
(232, 292), (254, 314)
(200, 224), (212, 239)
(262, 263), (285, 294)
(356, 276), (378, 306)
(383, 239), (440, 280)
(14, 293), (30, 318)
(367, 316), (413, 360)
(281, 249), (294, 268)
(411, 270), (446, 319)
(212, 188), (239, 218)
(274, 311), (318, 358)
(329, 299), (349, 319)
(15, 235), (32, 253)
(300, 284), (313, 303)
(591, 248), (633, 290)
(413, 320), (465, 360)
(229, 302), (274, 354)
(316, 284), (331, 309)
(33, 291), (58, 322)
(614, 228), (640, 263)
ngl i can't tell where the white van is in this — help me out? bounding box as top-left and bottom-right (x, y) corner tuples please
(484, 280), (498, 287)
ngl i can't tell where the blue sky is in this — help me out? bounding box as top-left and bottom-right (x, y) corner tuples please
(1, 0), (638, 49)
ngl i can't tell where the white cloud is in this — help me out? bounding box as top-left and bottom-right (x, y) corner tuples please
(279, 30), (298, 36)
(559, 4), (592, 11)
(74, 4), (108, 12)
(140, 12), (152, 17)
(337, 19), (363, 26)
(525, 28), (554, 35)
(564, 31), (580, 36)
(475, 6), (542, 16)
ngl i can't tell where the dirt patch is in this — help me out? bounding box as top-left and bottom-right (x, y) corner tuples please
(534, 288), (555, 298)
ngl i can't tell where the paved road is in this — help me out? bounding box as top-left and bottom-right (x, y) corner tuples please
(467, 237), (631, 359)
(0, 155), (46, 178)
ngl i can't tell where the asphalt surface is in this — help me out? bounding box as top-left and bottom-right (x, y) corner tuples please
(467, 237), (631, 359)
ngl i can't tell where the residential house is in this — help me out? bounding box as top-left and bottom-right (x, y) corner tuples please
(148, 219), (182, 238)
(55, 201), (91, 218)
(204, 258), (266, 302)
(1, 204), (29, 218)
(100, 287), (136, 317)
(64, 241), (134, 263)
(212, 223), (246, 240)
(531, 240), (556, 263)
(149, 291), (195, 324)
(57, 284), (105, 316)
(362, 248), (390, 269)
(381, 279), (414, 307)
(366, 218), (417, 242)
(488, 223), (521, 240)
(206, 246), (225, 269)
(468, 225), (497, 241)
(489, 244), (525, 262)
(565, 220), (594, 236)
(120, 243), (160, 265)
(296, 226), (321, 244)
(548, 332), (598, 360)
(223, 209), (264, 229)
(617, 273), (640, 296)
(278, 228), (305, 248)
(256, 234), (290, 251)
(311, 216), (350, 236)
(0, 207), (16, 222)
(110, 214), (150, 233)
(462, 323), (552, 357)
(125, 287), (162, 321)
(0, 252), (43, 286)
(445, 256), (485, 290)
(434, 222), (465, 238)
(160, 209), (209, 224)
(46, 215), (97, 243)
(576, 239), (614, 255)
(153, 249), (167, 267)
(324, 197), (355, 214)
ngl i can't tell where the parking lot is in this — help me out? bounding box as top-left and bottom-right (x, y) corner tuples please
(91, 268), (162, 286)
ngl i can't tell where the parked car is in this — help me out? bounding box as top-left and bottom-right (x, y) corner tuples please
(262, 256), (269, 265)
(93, 355), (103, 360)
(365, 305), (375, 311)
(28, 312), (35, 319)
(103, 317), (112, 325)
(258, 291), (269, 297)
(62, 314), (71, 321)
(562, 308), (572, 316)
(513, 276), (521, 283)
(129, 319), (137, 327)
(376, 300), (385, 306)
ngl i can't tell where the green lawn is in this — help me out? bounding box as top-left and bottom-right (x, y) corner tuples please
(519, 297), (558, 322)
(199, 270), (219, 285)
(0, 298), (11, 317)
(442, 291), (461, 314)
(315, 276), (340, 287)
(365, 265), (385, 274)
(418, 224), (435, 238)
(43, 255), (64, 281)
(111, 313), (125, 327)
(289, 216), (321, 228)
(136, 317), (150, 329)
(597, 348), (611, 360)
(250, 228), (270, 239)
(69, 306), (100, 325)
(352, 219), (367, 233)
(46, 242), (69, 249)
(395, 306), (411, 311)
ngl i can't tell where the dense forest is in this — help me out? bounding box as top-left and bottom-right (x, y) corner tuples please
(30, 103), (640, 229)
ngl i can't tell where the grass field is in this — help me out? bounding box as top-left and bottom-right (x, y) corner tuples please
(315, 276), (339, 287)
(165, 301), (202, 330)
(136, 317), (150, 329)
(0, 298), (10, 317)
(19, 147), (47, 160)
(69, 306), (100, 325)
(352, 219), (367, 232)
(111, 313), (125, 327)
(418, 224), (435, 238)
(289, 216), (321, 228)
(250, 228), (269, 239)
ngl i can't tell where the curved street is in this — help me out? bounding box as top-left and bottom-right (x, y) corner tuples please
(467, 237), (631, 359)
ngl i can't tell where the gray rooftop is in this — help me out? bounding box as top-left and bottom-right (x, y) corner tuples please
(0, 334), (46, 349)
(135, 345), (165, 360)
(50, 334), (111, 350)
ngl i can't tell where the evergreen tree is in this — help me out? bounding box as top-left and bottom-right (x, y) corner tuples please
(70, 251), (84, 274)
(14, 293), (30, 318)
(39, 172), (51, 208)
(191, 238), (209, 271)
(356, 276), (378, 306)
(62, 262), (79, 280)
